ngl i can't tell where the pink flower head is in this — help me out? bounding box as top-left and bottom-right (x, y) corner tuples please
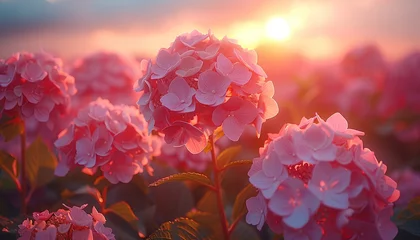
(0, 52), (76, 135)
(18, 205), (114, 240)
(70, 51), (139, 108)
(247, 112), (399, 238)
(54, 98), (157, 183)
(135, 30), (276, 153)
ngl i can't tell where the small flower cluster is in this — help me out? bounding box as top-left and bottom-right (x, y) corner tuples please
(0, 52), (76, 123)
(135, 30), (278, 153)
(70, 51), (139, 107)
(18, 204), (114, 240)
(54, 98), (158, 183)
(246, 112), (400, 240)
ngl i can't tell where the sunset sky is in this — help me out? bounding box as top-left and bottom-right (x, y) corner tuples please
(0, 0), (419, 61)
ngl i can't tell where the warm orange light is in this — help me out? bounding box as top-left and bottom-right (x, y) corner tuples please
(265, 17), (291, 41)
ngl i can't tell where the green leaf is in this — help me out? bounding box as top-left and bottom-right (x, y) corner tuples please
(105, 201), (140, 233)
(131, 174), (149, 194)
(147, 217), (211, 240)
(216, 145), (242, 169)
(0, 115), (23, 142)
(149, 172), (214, 190)
(197, 190), (218, 213)
(232, 184), (258, 221)
(25, 137), (57, 188)
(186, 210), (223, 239)
(221, 160), (253, 171)
(0, 150), (18, 180)
(61, 186), (103, 204)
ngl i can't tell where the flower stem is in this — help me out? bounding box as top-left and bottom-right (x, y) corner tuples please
(20, 124), (27, 215)
(209, 135), (229, 240)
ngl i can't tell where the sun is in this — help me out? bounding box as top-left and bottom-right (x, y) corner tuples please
(265, 17), (291, 41)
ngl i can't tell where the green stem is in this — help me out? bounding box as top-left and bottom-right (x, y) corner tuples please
(20, 125), (27, 215)
(209, 135), (229, 240)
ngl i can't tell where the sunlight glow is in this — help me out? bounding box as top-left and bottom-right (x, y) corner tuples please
(265, 17), (291, 41)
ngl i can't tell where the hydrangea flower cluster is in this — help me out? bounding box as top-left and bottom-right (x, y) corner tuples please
(70, 51), (139, 107)
(135, 30), (278, 153)
(0, 51), (76, 126)
(246, 113), (400, 240)
(18, 204), (114, 240)
(54, 98), (158, 183)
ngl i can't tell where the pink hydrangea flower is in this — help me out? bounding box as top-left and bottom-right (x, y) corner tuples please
(17, 204), (115, 240)
(70, 51), (140, 108)
(246, 112), (399, 239)
(135, 30), (278, 153)
(0, 52), (76, 144)
(54, 98), (160, 183)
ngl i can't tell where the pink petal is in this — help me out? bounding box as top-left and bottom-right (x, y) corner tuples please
(197, 42), (220, 60)
(234, 48), (267, 78)
(323, 191), (349, 209)
(249, 170), (275, 189)
(229, 63), (252, 85)
(176, 56), (203, 77)
(179, 30), (209, 48)
(212, 106), (229, 126)
(326, 112), (348, 132)
(151, 64), (169, 79)
(233, 98), (258, 124)
(269, 190), (294, 216)
(198, 70), (231, 96)
(155, 49), (181, 71)
(34, 98), (54, 122)
(215, 53), (233, 76)
(22, 62), (47, 82)
(222, 116), (245, 141)
(262, 152), (285, 178)
(161, 93), (182, 111)
(93, 125), (113, 157)
(283, 205), (309, 229)
(55, 125), (75, 148)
